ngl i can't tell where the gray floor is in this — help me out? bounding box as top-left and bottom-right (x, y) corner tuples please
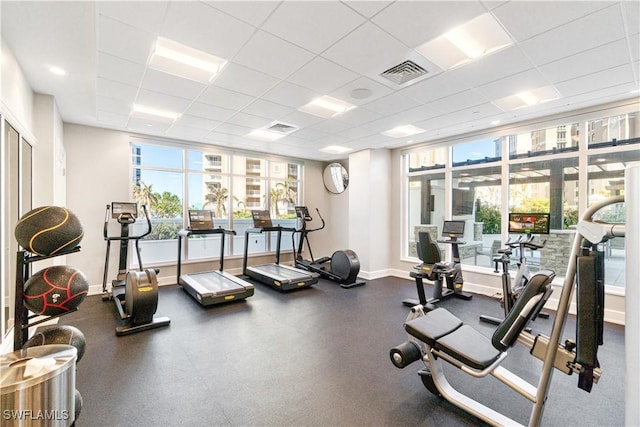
(61, 275), (625, 426)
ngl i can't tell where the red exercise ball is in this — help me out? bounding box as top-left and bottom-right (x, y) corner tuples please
(23, 266), (89, 315)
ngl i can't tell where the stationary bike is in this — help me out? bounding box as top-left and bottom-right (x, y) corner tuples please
(102, 202), (170, 336)
(292, 206), (365, 289)
(402, 228), (472, 308)
(479, 234), (548, 325)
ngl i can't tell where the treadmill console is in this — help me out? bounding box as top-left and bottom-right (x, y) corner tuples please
(251, 210), (274, 228)
(188, 210), (214, 230)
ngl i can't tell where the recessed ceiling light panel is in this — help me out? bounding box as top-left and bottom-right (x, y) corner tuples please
(381, 124), (426, 138)
(320, 145), (352, 154)
(131, 104), (180, 121)
(416, 13), (513, 70)
(492, 86), (561, 111)
(149, 37), (228, 83)
(299, 96), (356, 118)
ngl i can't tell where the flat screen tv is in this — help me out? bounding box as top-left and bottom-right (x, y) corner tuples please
(442, 220), (465, 239)
(452, 188), (475, 215)
(508, 213), (550, 235)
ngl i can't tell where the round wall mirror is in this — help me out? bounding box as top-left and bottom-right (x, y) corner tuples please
(323, 163), (349, 194)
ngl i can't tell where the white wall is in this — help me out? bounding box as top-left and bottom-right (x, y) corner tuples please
(348, 149), (391, 278)
(0, 39), (34, 132)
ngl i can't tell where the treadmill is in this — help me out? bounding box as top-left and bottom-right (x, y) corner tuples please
(242, 210), (319, 291)
(176, 210), (254, 306)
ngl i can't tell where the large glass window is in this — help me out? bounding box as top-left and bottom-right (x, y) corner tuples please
(407, 171), (445, 258)
(452, 138), (501, 166)
(588, 112), (639, 147)
(453, 165), (502, 268)
(403, 106), (635, 291)
(509, 122), (579, 158)
(132, 141), (302, 263)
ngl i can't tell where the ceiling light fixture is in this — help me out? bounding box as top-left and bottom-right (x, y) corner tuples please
(247, 129), (286, 141)
(320, 145), (352, 154)
(149, 37), (227, 83)
(381, 124), (426, 138)
(49, 66), (66, 76)
(492, 86), (561, 111)
(416, 13), (513, 70)
(299, 96), (356, 118)
(131, 104), (180, 121)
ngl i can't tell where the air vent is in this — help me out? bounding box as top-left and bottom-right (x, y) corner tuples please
(380, 60), (428, 85)
(267, 123), (297, 134)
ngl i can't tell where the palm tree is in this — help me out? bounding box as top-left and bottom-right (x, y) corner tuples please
(203, 185), (228, 218)
(133, 181), (158, 213)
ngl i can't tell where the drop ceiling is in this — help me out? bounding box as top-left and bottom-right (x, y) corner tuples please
(1, 1), (638, 161)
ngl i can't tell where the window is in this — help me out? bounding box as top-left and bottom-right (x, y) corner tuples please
(509, 122), (579, 158)
(403, 104), (635, 290)
(453, 165), (502, 268)
(131, 141), (303, 264)
(588, 112), (639, 147)
(452, 138), (501, 166)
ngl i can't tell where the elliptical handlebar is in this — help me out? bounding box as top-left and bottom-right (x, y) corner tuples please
(104, 203), (153, 241)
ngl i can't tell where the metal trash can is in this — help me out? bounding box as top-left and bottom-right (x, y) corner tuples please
(1, 344), (77, 427)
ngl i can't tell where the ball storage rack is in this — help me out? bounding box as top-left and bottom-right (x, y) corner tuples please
(13, 246), (82, 351)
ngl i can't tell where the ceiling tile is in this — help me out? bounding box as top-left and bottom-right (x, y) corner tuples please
(399, 72), (470, 104)
(493, 1), (616, 42)
(161, 2), (255, 60)
(166, 124), (209, 140)
(475, 68), (550, 100)
(334, 107), (383, 127)
(96, 110), (129, 127)
(128, 117), (172, 133)
(288, 57), (359, 95)
(342, 1), (393, 19)
(96, 78), (138, 103)
(97, 1), (168, 35)
(322, 22), (412, 76)
(361, 91), (421, 116)
(309, 119), (352, 134)
(261, 81), (318, 109)
(329, 76), (394, 106)
(291, 128), (331, 141)
(98, 53), (145, 86)
(371, 1), (486, 48)
(141, 68), (207, 100)
(622, 1), (640, 38)
(197, 86), (255, 111)
(174, 114), (220, 130)
(185, 102), (236, 122)
(225, 112), (272, 129)
(445, 46), (534, 88)
(539, 39), (631, 84)
(213, 63), (280, 98)
(213, 122), (253, 137)
(555, 64), (635, 97)
(261, 1), (365, 54)
(518, 5), (627, 66)
(277, 110), (326, 128)
(98, 15), (155, 65)
(204, 1), (279, 27)
(96, 95), (132, 115)
(233, 30), (316, 80)
(136, 89), (193, 112)
(240, 99), (294, 120)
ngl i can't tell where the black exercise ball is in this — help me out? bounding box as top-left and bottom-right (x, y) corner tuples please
(23, 266), (89, 316)
(15, 206), (84, 256)
(23, 325), (87, 362)
(74, 389), (83, 421)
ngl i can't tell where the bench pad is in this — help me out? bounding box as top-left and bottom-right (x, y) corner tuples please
(404, 308), (463, 347)
(435, 325), (501, 370)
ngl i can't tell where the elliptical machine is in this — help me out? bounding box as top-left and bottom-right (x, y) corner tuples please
(102, 202), (170, 336)
(292, 206), (365, 289)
